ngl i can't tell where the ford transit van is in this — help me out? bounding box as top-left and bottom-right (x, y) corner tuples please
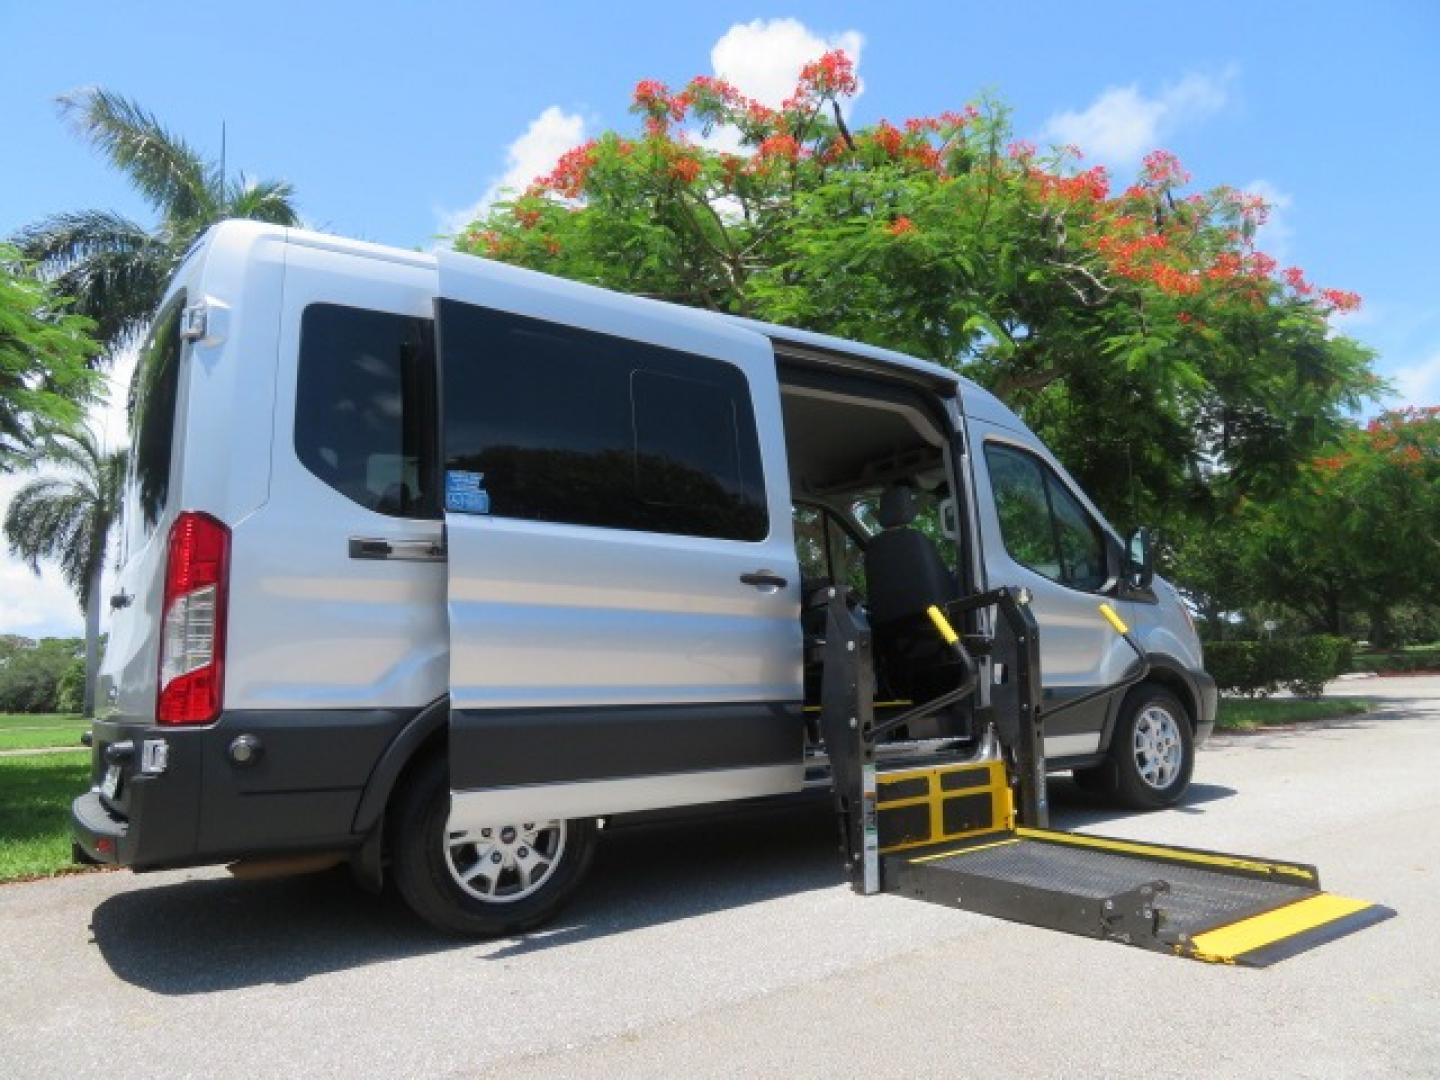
(72, 221), (1215, 935)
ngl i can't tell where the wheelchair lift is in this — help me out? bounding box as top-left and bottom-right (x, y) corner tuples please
(816, 586), (1394, 967)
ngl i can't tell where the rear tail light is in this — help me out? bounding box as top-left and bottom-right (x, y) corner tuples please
(157, 511), (229, 725)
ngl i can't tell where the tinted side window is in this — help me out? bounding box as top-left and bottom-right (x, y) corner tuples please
(440, 301), (768, 541)
(985, 443), (1106, 591)
(295, 304), (437, 518)
(129, 294), (186, 534)
(1048, 479), (1107, 591)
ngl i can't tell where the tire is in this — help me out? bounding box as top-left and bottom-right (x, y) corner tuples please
(1107, 686), (1195, 810)
(390, 754), (598, 937)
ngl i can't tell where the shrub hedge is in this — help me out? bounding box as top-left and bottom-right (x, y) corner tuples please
(1204, 636), (1353, 698)
(1350, 647), (1440, 675)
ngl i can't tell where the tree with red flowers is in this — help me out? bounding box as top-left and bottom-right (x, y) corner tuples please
(456, 51), (1378, 530)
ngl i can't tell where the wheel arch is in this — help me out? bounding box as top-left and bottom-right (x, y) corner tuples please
(1134, 655), (1200, 732)
(352, 695), (449, 836)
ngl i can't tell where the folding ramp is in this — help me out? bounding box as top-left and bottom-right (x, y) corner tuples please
(815, 587), (1394, 967)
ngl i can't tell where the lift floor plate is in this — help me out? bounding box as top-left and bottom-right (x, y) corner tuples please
(886, 828), (1394, 966)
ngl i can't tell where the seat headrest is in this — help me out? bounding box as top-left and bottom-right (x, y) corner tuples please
(877, 485), (918, 529)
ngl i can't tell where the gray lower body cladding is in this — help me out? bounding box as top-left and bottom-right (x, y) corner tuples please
(71, 709), (413, 870)
(448, 701), (803, 790)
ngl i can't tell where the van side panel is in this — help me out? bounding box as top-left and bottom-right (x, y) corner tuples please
(224, 241), (447, 711)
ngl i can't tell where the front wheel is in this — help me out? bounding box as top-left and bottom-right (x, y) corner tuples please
(391, 754), (598, 936)
(1107, 686), (1195, 810)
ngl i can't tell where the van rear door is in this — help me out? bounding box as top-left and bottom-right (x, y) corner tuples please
(435, 252), (803, 827)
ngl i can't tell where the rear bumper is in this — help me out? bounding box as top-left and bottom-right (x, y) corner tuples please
(70, 709), (414, 872)
(71, 790), (125, 865)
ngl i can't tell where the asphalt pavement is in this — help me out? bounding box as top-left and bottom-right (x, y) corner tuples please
(1, 676), (1436, 1079)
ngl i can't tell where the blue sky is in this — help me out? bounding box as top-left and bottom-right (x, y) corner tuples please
(2, 1), (1437, 637)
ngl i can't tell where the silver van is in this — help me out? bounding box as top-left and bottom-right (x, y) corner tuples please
(73, 221), (1215, 935)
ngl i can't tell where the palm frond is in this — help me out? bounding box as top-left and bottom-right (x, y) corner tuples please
(13, 212), (172, 355)
(3, 428), (125, 611)
(12, 209), (155, 278)
(225, 175), (302, 226)
(58, 88), (217, 223)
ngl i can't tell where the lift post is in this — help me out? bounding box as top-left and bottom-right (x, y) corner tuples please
(817, 584), (1395, 966)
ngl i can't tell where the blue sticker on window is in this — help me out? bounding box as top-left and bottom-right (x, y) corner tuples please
(445, 470), (490, 515)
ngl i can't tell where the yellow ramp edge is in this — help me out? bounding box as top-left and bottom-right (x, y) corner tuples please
(1187, 894), (1391, 966)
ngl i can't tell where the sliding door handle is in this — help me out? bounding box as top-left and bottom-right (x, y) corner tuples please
(349, 537), (446, 562)
(740, 571), (788, 590)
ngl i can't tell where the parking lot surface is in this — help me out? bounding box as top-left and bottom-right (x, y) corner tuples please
(2, 677), (1436, 1079)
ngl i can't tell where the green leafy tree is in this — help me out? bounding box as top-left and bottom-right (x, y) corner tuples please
(14, 89), (301, 357)
(0, 636), (84, 713)
(4, 428), (126, 716)
(458, 54), (1376, 531)
(0, 245), (100, 471)
(1174, 407), (1440, 639)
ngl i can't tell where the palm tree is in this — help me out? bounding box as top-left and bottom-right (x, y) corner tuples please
(4, 428), (126, 717)
(14, 88), (301, 358)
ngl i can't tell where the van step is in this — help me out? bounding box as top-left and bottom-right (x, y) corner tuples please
(885, 829), (1394, 966)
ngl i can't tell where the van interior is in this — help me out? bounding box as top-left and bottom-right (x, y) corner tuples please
(776, 363), (975, 752)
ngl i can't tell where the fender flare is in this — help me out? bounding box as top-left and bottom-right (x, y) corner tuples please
(1096, 654), (1205, 753)
(351, 696), (449, 835)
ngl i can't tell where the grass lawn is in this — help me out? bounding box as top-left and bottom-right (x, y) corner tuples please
(0, 713), (88, 752)
(0, 750), (95, 883)
(1217, 696), (1373, 732)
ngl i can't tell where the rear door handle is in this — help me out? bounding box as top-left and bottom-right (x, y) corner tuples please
(348, 537), (447, 562)
(740, 571), (788, 590)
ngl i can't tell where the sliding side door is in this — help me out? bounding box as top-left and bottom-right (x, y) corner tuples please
(436, 252), (803, 827)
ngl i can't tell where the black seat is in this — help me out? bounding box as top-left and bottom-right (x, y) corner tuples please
(864, 485), (961, 704)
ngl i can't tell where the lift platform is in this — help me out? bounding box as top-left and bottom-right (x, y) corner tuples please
(816, 585), (1393, 967)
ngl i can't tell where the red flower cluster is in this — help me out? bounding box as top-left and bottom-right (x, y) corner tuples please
(797, 50), (859, 99)
(888, 216), (917, 237)
(871, 120), (904, 158)
(757, 133), (801, 163)
(669, 155), (701, 184)
(1035, 165), (1110, 203)
(1141, 150), (1190, 187)
(537, 140), (598, 198)
(1319, 288), (1362, 313)
(1283, 266), (1313, 295)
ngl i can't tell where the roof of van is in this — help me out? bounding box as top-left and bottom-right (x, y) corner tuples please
(200, 219), (1030, 431)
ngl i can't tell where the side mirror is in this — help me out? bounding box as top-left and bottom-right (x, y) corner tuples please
(1125, 527), (1155, 590)
(938, 497), (959, 540)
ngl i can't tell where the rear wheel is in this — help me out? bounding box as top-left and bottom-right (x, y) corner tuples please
(391, 754), (597, 936)
(1107, 686), (1194, 810)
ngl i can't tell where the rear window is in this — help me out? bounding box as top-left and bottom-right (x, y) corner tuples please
(129, 294), (186, 534)
(439, 301), (768, 541)
(294, 303), (438, 518)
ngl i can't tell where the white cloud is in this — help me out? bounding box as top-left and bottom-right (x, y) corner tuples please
(710, 18), (864, 111)
(1393, 351), (1440, 407)
(1243, 178), (1294, 263)
(1042, 70), (1233, 167)
(437, 105), (588, 240)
